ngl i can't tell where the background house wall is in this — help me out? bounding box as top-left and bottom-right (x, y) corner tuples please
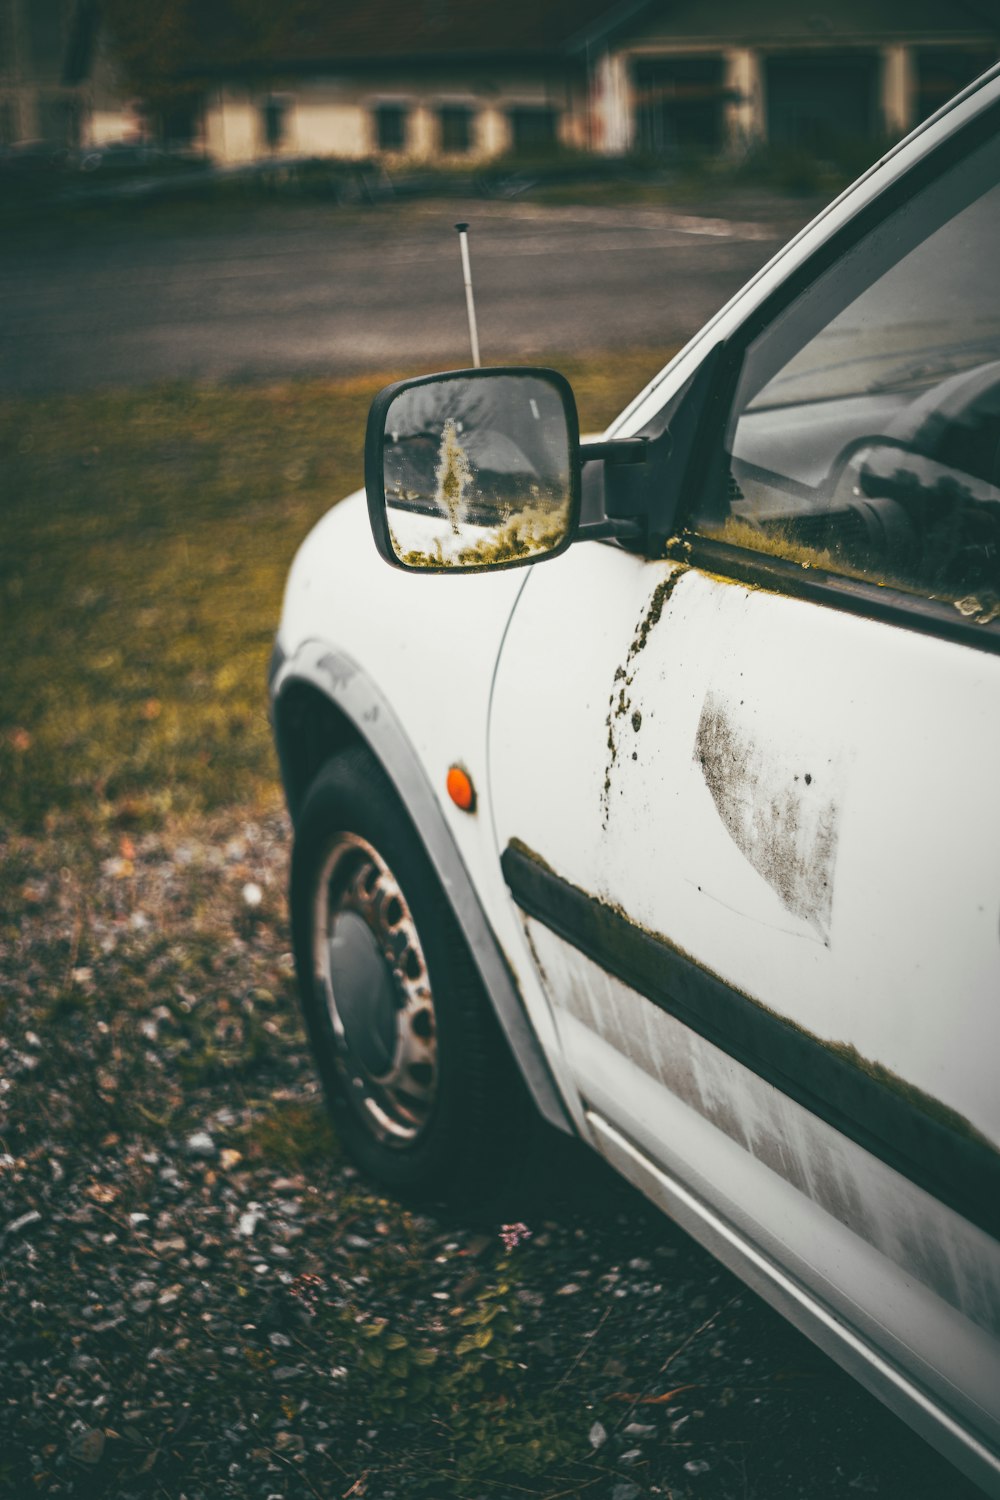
(200, 66), (581, 165)
(203, 88), (260, 163)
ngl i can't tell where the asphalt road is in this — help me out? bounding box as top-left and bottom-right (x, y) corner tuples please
(0, 194), (818, 393)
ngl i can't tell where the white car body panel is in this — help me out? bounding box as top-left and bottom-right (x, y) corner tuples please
(490, 545), (1000, 1142)
(487, 536), (1000, 1483)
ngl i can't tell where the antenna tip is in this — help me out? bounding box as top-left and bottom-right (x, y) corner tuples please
(454, 222), (469, 233)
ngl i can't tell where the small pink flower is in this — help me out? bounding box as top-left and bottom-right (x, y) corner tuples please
(499, 1222), (532, 1252)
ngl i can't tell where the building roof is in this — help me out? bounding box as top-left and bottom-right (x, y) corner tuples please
(277, 0), (998, 63)
(118, 0), (1000, 86)
(188, 0), (625, 75)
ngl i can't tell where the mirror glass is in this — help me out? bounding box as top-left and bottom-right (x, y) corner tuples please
(381, 373), (574, 569)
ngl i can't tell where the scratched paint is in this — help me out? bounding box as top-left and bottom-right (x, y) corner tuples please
(601, 569), (687, 824)
(694, 689), (840, 941)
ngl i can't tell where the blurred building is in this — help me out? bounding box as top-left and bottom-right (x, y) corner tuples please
(199, 0), (998, 165)
(0, 0), (137, 148)
(200, 1), (608, 165)
(2, 0), (994, 163)
(593, 0), (999, 158)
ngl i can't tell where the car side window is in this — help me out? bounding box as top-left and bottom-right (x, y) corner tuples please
(694, 130), (1000, 625)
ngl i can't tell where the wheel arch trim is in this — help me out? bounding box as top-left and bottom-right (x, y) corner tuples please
(270, 637), (574, 1136)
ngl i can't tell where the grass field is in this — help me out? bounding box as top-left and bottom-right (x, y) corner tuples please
(0, 352), (665, 837)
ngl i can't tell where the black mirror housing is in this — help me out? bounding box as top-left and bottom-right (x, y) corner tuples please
(364, 366), (582, 573)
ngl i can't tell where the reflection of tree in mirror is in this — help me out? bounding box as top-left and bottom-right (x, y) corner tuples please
(435, 421), (472, 535)
(383, 373), (574, 569)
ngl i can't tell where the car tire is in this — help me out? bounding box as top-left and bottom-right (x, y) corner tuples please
(290, 745), (531, 1205)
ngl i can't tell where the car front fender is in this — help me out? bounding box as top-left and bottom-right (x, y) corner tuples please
(270, 489), (575, 1135)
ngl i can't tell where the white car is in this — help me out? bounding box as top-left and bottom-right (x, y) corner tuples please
(271, 64), (1000, 1494)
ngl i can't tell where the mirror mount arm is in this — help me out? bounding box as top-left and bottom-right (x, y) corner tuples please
(576, 518), (645, 541)
(578, 437), (651, 546)
(580, 438), (648, 466)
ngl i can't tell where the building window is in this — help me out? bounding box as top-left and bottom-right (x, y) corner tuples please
(38, 96), (80, 147)
(439, 105), (472, 154)
(508, 106), (558, 154)
(161, 99), (198, 148)
(262, 96), (287, 150)
(633, 57), (725, 154)
(375, 104), (408, 152)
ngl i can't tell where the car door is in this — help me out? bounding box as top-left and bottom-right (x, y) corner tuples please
(488, 106), (1000, 1482)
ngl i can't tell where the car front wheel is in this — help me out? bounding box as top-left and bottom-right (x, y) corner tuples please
(289, 746), (529, 1204)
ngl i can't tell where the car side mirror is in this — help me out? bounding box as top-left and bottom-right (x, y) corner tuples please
(364, 367), (582, 572)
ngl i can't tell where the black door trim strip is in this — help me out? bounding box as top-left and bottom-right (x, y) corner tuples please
(501, 840), (1000, 1242)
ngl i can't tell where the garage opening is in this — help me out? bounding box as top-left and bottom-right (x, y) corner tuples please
(632, 56), (726, 153)
(765, 52), (878, 151)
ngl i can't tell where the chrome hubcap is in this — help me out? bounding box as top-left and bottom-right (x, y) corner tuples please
(313, 833), (437, 1145)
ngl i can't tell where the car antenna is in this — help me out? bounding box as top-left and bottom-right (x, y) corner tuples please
(454, 223), (481, 368)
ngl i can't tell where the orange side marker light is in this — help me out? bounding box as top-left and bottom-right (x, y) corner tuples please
(446, 764), (476, 813)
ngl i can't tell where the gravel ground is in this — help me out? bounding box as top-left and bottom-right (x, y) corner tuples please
(0, 803), (984, 1499)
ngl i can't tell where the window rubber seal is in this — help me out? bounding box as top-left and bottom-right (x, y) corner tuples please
(672, 534), (1000, 655)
